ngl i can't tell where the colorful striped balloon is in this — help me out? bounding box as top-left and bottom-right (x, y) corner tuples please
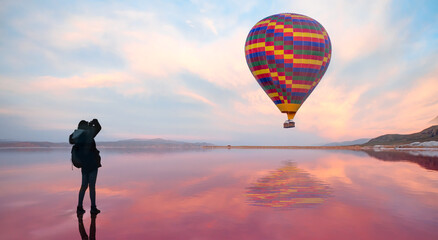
(245, 13), (331, 128)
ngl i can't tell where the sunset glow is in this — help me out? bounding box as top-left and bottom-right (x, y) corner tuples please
(0, 0), (437, 145)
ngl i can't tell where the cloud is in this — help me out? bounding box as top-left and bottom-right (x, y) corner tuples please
(117, 20), (251, 90)
(203, 18), (218, 35)
(297, 80), (371, 139)
(0, 0), (437, 143)
(299, 62), (438, 140)
(33, 73), (141, 94)
(177, 88), (216, 107)
(357, 67), (438, 132)
(269, 0), (438, 141)
(0, 71), (145, 100)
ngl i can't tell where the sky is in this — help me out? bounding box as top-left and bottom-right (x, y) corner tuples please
(0, 0), (437, 145)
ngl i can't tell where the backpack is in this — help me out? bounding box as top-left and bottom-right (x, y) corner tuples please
(71, 129), (86, 144)
(71, 145), (83, 168)
(70, 129), (87, 168)
(69, 129), (101, 170)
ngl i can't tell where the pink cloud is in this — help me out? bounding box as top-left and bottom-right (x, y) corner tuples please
(177, 88), (216, 107)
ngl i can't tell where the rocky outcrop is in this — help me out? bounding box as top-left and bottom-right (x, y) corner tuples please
(364, 125), (438, 146)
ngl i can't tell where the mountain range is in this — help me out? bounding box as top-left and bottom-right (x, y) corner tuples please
(322, 125), (438, 146)
(429, 116), (438, 125)
(2, 125), (438, 148)
(323, 138), (370, 146)
(0, 138), (213, 149)
(363, 125), (438, 146)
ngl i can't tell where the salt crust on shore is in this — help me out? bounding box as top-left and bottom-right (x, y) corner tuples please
(407, 141), (438, 147)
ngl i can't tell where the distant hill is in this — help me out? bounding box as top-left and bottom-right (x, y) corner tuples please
(429, 116), (438, 125)
(324, 138), (370, 146)
(363, 125), (438, 146)
(0, 138), (214, 149)
(99, 138), (214, 148)
(0, 141), (69, 148)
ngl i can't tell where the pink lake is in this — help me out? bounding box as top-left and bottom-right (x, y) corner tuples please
(0, 148), (437, 239)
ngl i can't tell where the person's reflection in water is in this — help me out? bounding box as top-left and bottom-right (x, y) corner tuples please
(70, 119), (102, 215)
(77, 213), (97, 240)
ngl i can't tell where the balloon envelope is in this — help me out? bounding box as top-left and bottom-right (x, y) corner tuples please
(245, 13), (331, 121)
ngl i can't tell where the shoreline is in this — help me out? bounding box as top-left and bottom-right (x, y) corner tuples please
(203, 145), (438, 151)
(203, 145), (362, 150)
(0, 145), (437, 151)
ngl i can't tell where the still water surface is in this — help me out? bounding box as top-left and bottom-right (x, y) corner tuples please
(0, 148), (437, 239)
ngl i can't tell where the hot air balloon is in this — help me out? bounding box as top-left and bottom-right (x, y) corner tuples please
(245, 13), (332, 128)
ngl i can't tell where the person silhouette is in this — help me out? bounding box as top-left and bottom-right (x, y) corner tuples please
(70, 119), (102, 215)
(77, 212), (97, 240)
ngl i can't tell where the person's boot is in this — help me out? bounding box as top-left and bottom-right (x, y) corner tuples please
(90, 206), (100, 214)
(76, 206), (86, 214)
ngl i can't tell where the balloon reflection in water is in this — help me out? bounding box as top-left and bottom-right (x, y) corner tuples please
(246, 162), (332, 209)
